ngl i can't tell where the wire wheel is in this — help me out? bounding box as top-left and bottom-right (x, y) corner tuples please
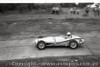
(69, 41), (78, 49)
(37, 41), (46, 50)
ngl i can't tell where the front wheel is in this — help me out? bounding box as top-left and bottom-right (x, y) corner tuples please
(37, 41), (46, 50)
(69, 41), (78, 49)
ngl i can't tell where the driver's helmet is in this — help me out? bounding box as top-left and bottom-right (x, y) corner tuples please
(66, 32), (71, 36)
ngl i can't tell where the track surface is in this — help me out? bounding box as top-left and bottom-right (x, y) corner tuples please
(0, 39), (91, 60)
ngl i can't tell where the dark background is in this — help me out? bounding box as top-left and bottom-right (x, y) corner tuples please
(0, 3), (93, 13)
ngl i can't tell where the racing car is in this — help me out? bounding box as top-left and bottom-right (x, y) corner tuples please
(35, 32), (84, 50)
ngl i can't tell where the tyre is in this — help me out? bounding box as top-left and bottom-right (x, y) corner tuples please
(37, 41), (46, 50)
(69, 40), (78, 49)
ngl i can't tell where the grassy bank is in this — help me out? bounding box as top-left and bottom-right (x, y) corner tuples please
(0, 18), (100, 40)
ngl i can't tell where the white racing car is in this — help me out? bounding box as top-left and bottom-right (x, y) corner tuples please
(35, 32), (84, 50)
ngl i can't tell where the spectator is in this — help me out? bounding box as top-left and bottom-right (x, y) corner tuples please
(52, 6), (60, 14)
(55, 7), (59, 14)
(70, 7), (79, 15)
(52, 7), (56, 14)
(73, 7), (77, 15)
(85, 7), (89, 14)
(70, 8), (73, 14)
(76, 9), (80, 15)
(93, 7), (100, 16)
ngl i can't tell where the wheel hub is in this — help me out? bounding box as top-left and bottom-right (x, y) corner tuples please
(71, 42), (77, 48)
(39, 43), (45, 49)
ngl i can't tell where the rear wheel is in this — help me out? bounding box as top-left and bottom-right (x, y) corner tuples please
(69, 41), (78, 49)
(37, 41), (46, 50)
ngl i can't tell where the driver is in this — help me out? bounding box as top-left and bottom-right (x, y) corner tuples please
(66, 32), (72, 37)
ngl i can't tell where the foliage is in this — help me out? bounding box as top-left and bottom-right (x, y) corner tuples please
(0, 3), (93, 14)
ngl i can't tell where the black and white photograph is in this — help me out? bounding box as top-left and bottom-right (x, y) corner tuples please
(0, 0), (100, 67)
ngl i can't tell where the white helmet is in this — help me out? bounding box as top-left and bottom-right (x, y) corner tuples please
(67, 32), (71, 36)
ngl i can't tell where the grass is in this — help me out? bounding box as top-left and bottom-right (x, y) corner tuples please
(0, 18), (100, 40)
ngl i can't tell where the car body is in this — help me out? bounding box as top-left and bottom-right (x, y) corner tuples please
(35, 34), (84, 50)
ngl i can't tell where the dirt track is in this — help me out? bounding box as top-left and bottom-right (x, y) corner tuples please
(0, 31), (100, 60)
(0, 37), (91, 60)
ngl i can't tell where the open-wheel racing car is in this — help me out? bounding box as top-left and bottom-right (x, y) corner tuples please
(35, 32), (84, 50)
